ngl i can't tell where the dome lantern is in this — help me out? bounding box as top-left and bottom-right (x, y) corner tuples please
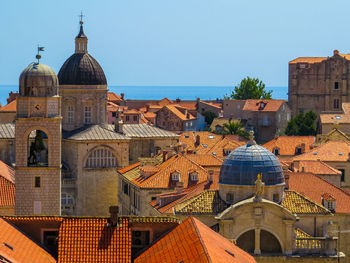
(75, 12), (88, 54)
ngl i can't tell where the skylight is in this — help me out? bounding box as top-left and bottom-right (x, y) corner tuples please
(209, 135), (214, 139)
(313, 152), (318, 155)
(335, 116), (341, 119)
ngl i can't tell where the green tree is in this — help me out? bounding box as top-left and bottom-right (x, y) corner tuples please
(202, 111), (217, 125)
(285, 111), (317, 136)
(229, 77), (272, 100)
(222, 121), (249, 139)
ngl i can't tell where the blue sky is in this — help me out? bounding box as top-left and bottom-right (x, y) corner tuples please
(1, 0), (350, 87)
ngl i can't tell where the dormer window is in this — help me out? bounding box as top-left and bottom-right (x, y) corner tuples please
(273, 147), (280, 156)
(190, 171), (198, 181)
(259, 102), (266, 110)
(171, 171), (180, 181)
(295, 147), (302, 155)
(322, 193), (336, 212)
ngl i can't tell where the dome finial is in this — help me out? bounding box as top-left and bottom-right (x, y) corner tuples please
(36, 45), (44, 63)
(79, 11), (84, 25)
(247, 130), (256, 146)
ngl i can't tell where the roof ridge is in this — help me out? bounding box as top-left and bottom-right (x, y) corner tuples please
(182, 154), (210, 173)
(190, 217), (212, 263)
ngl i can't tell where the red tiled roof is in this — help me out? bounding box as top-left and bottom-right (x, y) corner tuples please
(205, 137), (244, 158)
(131, 154), (209, 189)
(263, 136), (315, 156)
(164, 105), (196, 121)
(179, 131), (222, 152)
(0, 162), (15, 208)
(293, 160), (341, 175)
(58, 218), (131, 263)
(177, 101), (197, 110)
(287, 172), (350, 214)
(108, 92), (122, 102)
(293, 141), (350, 162)
(135, 216), (256, 263)
(158, 98), (173, 107)
(0, 99), (16, 112)
(184, 154), (223, 167)
(0, 217), (56, 263)
(320, 113), (350, 124)
(118, 162), (141, 174)
(289, 57), (327, 64)
(243, 99), (285, 112)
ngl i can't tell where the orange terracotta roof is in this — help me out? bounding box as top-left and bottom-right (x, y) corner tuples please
(0, 217), (56, 263)
(263, 136), (315, 156)
(225, 134), (249, 143)
(157, 98), (173, 107)
(293, 141), (350, 162)
(131, 154), (209, 189)
(0, 162), (15, 208)
(0, 99), (16, 112)
(118, 162), (141, 174)
(320, 113), (350, 124)
(107, 92), (122, 102)
(179, 131), (222, 152)
(322, 193), (336, 201)
(205, 137), (244, 157)
(135, 216), (256, 263)
(4, 216), (64, 223)
(243, 99), (285, 112)
(124, 109), (140, 114)
(184, 154), (223, 167)
(58, 217), (131, 263)
(289, 57), (327, 64)
(177, 101), (197, 110)
(293, 160), (341, 175)
(165, 105), (196, 121)
(200, 101), (222, 109)
(287, 172), (350, 214)
(151, 173), (220, 214)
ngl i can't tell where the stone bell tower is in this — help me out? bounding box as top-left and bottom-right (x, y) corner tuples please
(15, 52), (62, 215)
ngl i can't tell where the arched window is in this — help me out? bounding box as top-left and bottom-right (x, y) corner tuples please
(85, 148), (118, 168)
(27, 130), (48, 167)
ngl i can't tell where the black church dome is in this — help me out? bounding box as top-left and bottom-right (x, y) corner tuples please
(58, 53), (107, 86)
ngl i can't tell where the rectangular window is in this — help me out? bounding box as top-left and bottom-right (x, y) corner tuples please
(34, 201), (41, 214)
(334, 82), (339, 90)
(126, 116), (130, 121)
(68, 106), (74, 124)
(35, 176), (40, 188)
(339, 169), (345, 182)
(133, 116), (138, 121)
(123, 182), (129, 195)
(84, 106), (91, 124)
(112, 112), (116, 117)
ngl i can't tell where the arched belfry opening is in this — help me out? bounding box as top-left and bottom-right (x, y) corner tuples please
(236, 229), (282, 255)
(27, 130), (48, 166)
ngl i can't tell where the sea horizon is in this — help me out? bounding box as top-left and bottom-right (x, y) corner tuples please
(0, 85), (288, 106)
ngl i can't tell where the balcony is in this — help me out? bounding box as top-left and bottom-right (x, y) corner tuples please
(62, 178), (76, 188)
(294, 237), (338, 255)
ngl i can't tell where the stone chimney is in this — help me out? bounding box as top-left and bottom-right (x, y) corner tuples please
(121, 93), (125, 100)
(195, 135), (200, 147)
(115, 120), (124, 133)
(162, 151), (167, 162)
(333, 50), (339, 56)
(208, 170), (214, 183)
(108, 206), (119, 227)
(175, 181), (184, 193)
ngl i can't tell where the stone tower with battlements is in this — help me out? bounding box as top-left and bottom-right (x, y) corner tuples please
(15, 59), (62, 215)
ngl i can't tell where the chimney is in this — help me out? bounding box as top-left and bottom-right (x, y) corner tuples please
(284, 173), (289, 189)
(186, 112), (190, 119)
(121, 93), (125, 100)
(208, 170), (214, 183)
(175, 181), (184, 193)
(176, 98), (181, 103)
(108, 206), (119, 227)
(162, 151), (167, 162)
(115, 120), (124, 133)
(195, 135), (200, 147)
(333, 50), (339, 56)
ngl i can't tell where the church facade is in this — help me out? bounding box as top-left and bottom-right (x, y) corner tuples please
(10, 19), (178, 216)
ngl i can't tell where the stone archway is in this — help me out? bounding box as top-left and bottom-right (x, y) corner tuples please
(236, 228), (282, 255)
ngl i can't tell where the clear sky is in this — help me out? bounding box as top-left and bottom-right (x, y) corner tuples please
(1, 0), (350, 87)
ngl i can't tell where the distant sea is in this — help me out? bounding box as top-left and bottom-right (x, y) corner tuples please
(0, 85), (288, 106)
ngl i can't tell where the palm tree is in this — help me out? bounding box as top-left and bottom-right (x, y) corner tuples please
(223, 121), (249, 139)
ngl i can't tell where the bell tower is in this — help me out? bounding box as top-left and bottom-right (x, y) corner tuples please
(15, 50), (62, 215)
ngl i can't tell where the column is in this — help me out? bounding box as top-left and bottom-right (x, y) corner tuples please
(254, 228), (261, 255)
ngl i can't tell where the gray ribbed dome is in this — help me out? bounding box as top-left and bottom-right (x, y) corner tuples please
(58, 53), (107, 86)
(19, 63), (58, 97)
(219, 144), (284, 186)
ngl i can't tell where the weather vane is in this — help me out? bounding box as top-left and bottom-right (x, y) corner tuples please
(36, 45), (44, 63)
(79, 11), (84, 25)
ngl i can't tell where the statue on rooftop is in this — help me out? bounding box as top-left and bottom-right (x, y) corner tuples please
(254, 173), (264, 202)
